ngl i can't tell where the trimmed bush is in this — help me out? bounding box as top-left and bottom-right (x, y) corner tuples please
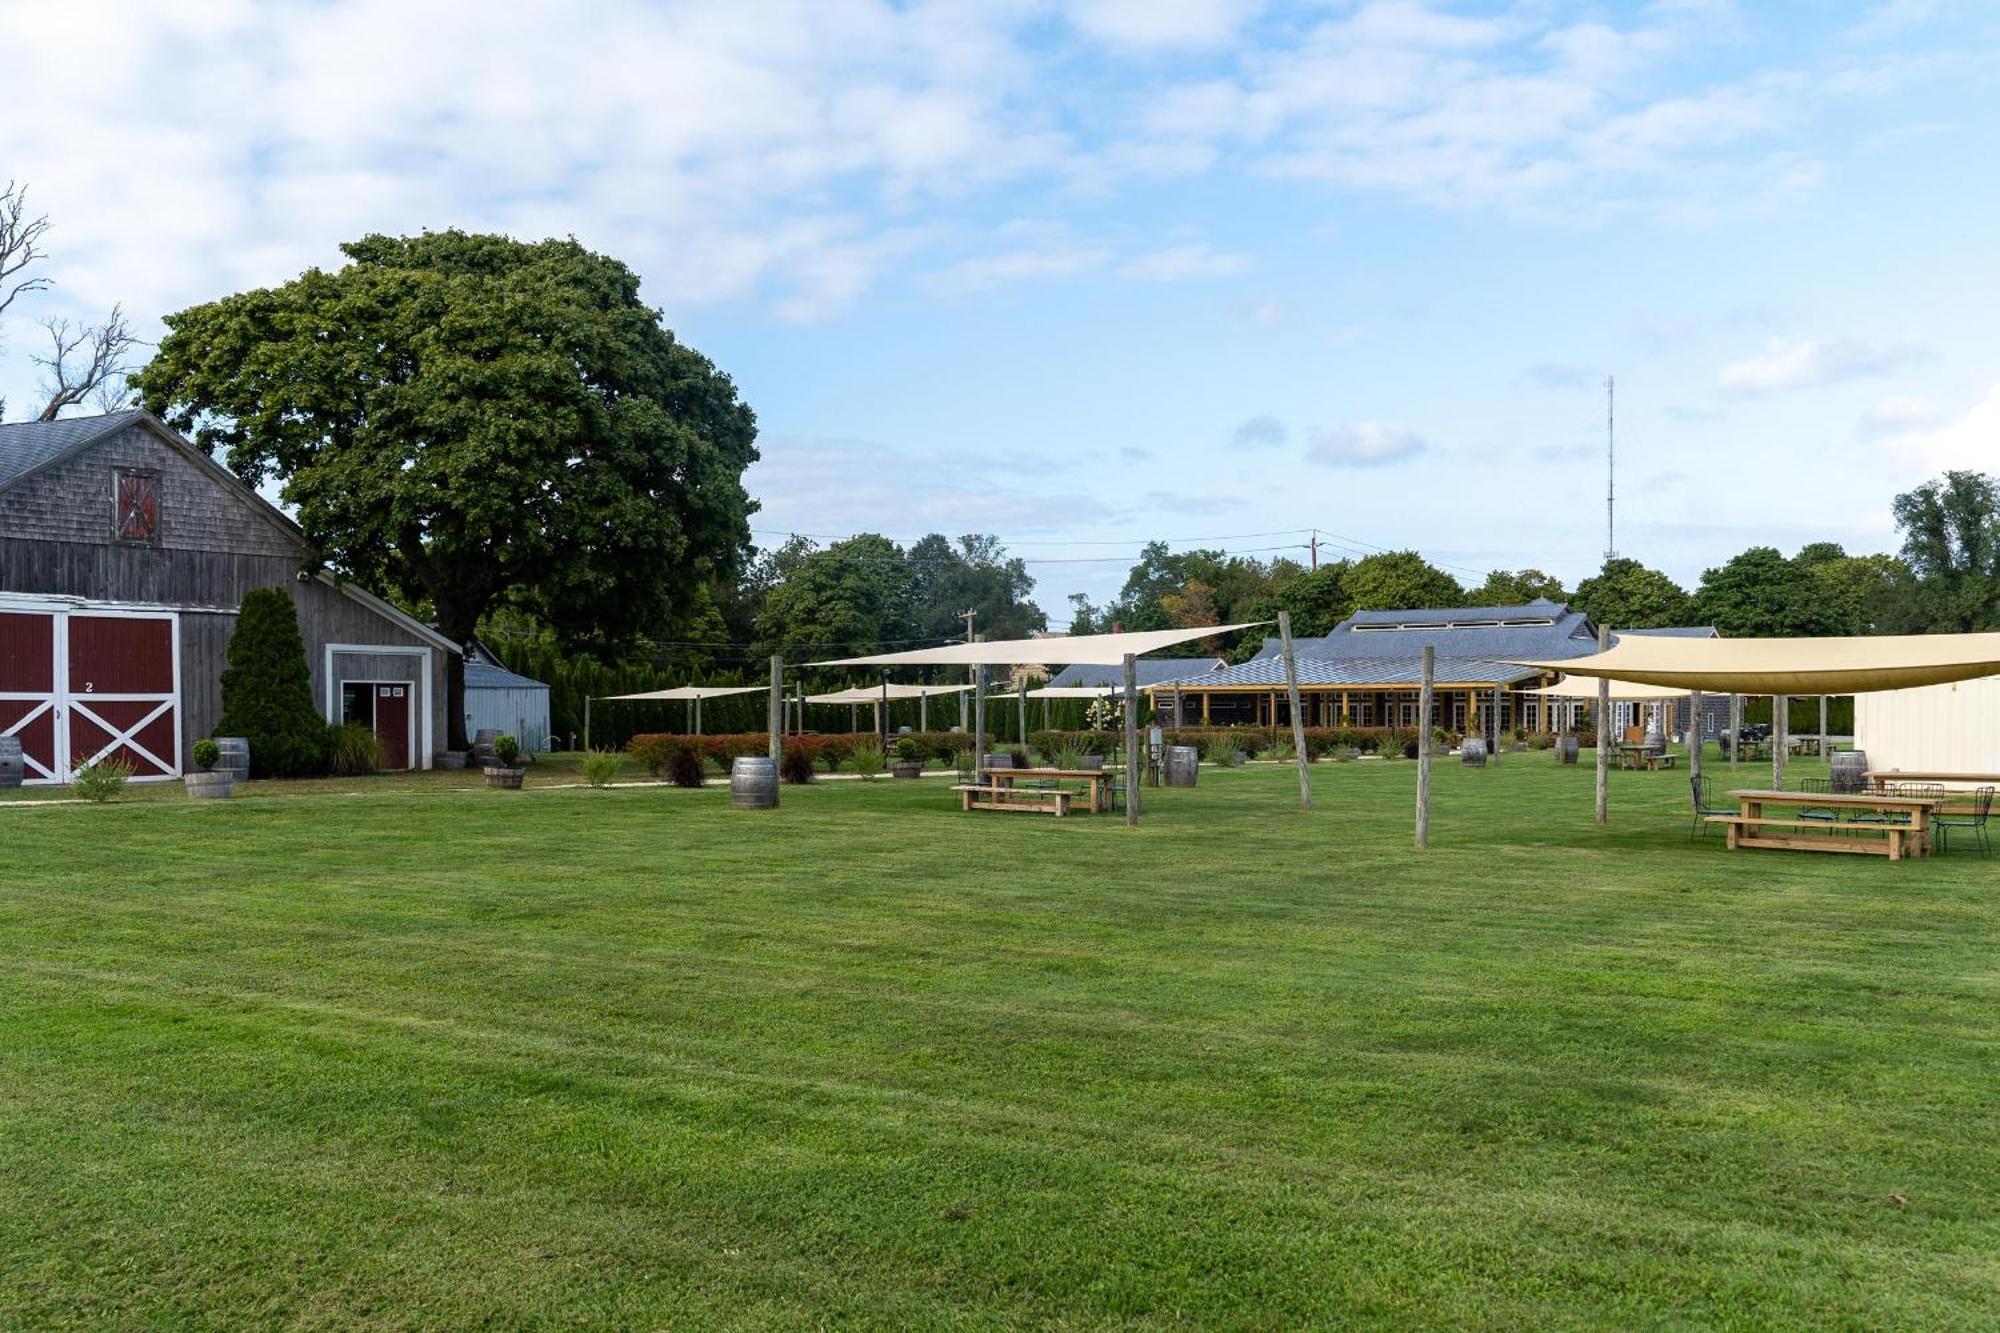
(218, 587), (330, 778)
(191, 738), (221, 771)
(493, 734), (521, 767)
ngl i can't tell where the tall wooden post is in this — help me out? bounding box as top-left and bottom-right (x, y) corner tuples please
(1489, 685), (1502, 765)
(1773, 694), (1787, 790)
(696, 695), (705, 736)
(1017, 679), (1028, 748)
(1416, 646), (1434, 848)
(920, 690), (928, 734)
(1689, 689), (1704, 788)
(1123, 653), (1141, 828)
(584, 695), (592, 751)
(1729, 694), (1741, 769)
(1594, 626), (1610, 826)
(767, 655), (783, 767)
(1278, 612), (1312, 810)
(879, 673), (889, 750)
(1819, 694), (1829, 756)
(973, 662), (988, 777)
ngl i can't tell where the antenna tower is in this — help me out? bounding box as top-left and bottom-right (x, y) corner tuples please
(1604, 374), (1617, 563)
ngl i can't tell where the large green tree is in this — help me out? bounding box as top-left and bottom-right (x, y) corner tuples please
(1573, 557), (1692, 629)
(1892, 471), (2000, 631)
(756, 534), (914, 656)
(1689, 546), (1849, 637)
(134, 230), (758, 750)
(906, 533), (1044, 644)
(1469, 568), (1570, 606)
(1343, 551), (1464, 611)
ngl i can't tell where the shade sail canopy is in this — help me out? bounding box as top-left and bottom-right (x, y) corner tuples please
(804, 683), (975, 705)
(809, 623), (1266, 668)
(1513, 633), (2000, 695)
(1025, 685), (1120, 699)
(594, 685), (769, 702)
(1530, 677), (1690, 701)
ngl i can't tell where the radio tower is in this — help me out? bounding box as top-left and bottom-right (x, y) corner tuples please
(1603, 374), (1617, 563)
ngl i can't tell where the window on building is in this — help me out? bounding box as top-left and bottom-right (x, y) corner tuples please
(112, 469), (161, 545)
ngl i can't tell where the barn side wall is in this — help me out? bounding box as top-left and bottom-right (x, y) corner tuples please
(1854, 677), (2000, 773)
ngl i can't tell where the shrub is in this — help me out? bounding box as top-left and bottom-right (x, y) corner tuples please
(72, 756), (133, 802)
(851, 742), (886, 780)
(781, 746), (816, 784)
(627, 735), (677, 776)
(895, 736), (921, 763)
(191, 738), (221, 771)
(819, 733), (857, 772)
(1204, 733), (1243, 767)
(1402, 736), (1420, 759)
(1266, 738), (1296, 762)
(493, 733), (521, 767)
(1009, 748), (1032, 769)
(667, 747), (706, 788)
(327, 722), (384, 776)
(217, 586), (329, 777)
(581, 750), (623, 787)
(1049, 746), (1087, 771)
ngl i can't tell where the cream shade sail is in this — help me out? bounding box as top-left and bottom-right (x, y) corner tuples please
(809, 623), (1265, 668)
(1529, 677), (1690, 701)
(595, 685), (769, 702)
(1025, 686), (1120, 699)
(1513, 633), (2000, 695)
(804, 683), (975, 704)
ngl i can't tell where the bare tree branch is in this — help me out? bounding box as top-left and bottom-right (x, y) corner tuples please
(35, 304), (139, 421)
(0, 180), (52, 322)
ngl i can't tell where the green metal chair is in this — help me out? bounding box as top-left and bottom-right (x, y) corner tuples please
(1935, 787), (1994, 857)
(1690, 776), (1732, 839)
(1795, 777), (1840, 825)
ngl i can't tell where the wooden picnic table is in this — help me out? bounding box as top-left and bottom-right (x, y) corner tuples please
(1714, 788), (1945, 861)
(1864, 771), (2000, 817)
(1615, 743), (1676, 771)
(989, 766), (1113, 813)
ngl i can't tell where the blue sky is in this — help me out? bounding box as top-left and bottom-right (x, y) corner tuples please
(4, 0), (1997, 623)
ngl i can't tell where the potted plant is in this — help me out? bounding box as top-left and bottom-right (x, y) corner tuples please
(891, 736), (925, 779)
(484, 733), (525, 789)
(184, 737), (234, 800)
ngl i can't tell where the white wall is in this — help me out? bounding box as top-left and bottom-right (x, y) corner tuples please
(1854, 675), (2000, 772)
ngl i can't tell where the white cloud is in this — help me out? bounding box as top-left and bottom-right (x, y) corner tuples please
(922, 241), (1115, 297)
(1858, 395), (1942, 439)
(1718, 338), (1927, 394)
(1230, 414), (1286, 448)
(1306, 421), (1428, 467)
(1116, 244), (1250, 281)
(1064, 0), (1264, 50)
(1880, 384), (2000, 473)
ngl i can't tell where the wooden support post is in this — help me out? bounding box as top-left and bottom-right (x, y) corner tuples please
(1595, 626), (1610, 826)
(584, 695), (592, 751)
(1124, 653), (1141, 828)
(1018, 678), (1028, 749)
(1689, 688), (1704, 787)
(1416, 646), (1434, 849)
(973, 660), (988, 778)
(1490, 685), (1502, 765)
(794, 681), (803, 735)
(1278, 611), (1312, 811)
(879, 673), (889, 751)
(1819, 694), (1829, 756)
(1773, 694), (1787, 790)
(767, 655), (783, 767)
(920, 690), (928, 734)
(1729, 694), (1741, 769)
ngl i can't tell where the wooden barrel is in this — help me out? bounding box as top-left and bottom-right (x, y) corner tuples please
(0, 736), (22, 788)
(214, 737), (251, 783)
(1461, 736), (1487, 767)
(471, 729), (501, 765)
(1164, 745), (1199, 787)
(730, 756), (779, 809)
(1555, 734), (1580, 765)
(184, 771), (234, 800)
(1830, 749), (1869, 794)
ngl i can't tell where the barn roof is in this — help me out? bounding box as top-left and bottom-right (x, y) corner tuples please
(1045, 656), (1229, 689)
(1254, 598), (1602, 663)
(0, 410), (150, 490)
(1142, 655), (1546, 691)
(464, 638), (547, 691)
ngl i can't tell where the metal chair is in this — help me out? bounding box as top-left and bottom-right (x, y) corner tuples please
(1690, 776), (1732, 839)
(1935, 787), (1994, 857)
(1795, 777), (1839, 824)
(1852, 782), (1944, 826)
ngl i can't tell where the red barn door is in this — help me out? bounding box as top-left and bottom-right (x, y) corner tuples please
(0, 610), (60, 781)
(65, 612), (179, 779)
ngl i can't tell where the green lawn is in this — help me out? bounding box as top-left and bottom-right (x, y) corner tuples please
(3, 756), (1996, 1328)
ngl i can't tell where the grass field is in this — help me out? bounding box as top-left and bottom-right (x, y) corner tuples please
(3, 754), (1997, 1328)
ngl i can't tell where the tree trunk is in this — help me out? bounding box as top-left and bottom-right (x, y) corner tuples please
(432, 605), (479, 752)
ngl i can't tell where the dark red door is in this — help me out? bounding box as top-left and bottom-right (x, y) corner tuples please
(67, 614), (178, 778)
(0, 610), (59, 781)
(375, 684), (411, 770)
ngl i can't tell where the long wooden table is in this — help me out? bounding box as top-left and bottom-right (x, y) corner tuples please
(986, 766), (1112, 813)
(1714, 789), (1945, 860)
(1615, 743), (1676, 771)
(1864, 771), (1998, 818)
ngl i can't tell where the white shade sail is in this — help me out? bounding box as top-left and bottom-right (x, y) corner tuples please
(809, 623), (1266, 668)
(1514, 632), (2000, 695)
(804, 683), (976, 705)
(1025, 686), (1120, 699)
(594, 685), (769, 702)
(1529, 677), (1691, 701)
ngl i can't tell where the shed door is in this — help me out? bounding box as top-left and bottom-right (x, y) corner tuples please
(66, 613), (179, 779)
(375, 684), (412, 771)
(0, 610), (60, 781)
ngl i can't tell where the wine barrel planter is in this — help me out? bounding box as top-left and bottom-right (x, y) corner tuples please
(184, 771), (234, 800)
(484, 766), (525, 790)
(1164, 745), (1199, 788)
(0, 736), (23, 789)
(731, 756), (779, 809)
(214, 737), (250, 784)
(890, 760), (924, 779)
(1555, 734), (1580, 765)
(1461, 736), (1488, 767)
(1831, 748), (1869, 794)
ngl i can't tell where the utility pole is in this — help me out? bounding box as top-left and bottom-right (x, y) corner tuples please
(1309, 532), (1319, 572)
(959, 608), (976, 732)
(1604, 374), (1617, 563)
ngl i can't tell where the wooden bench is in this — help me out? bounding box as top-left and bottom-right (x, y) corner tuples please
(1705, 815), (1910, 859)
(953, 784), (1071, 816)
